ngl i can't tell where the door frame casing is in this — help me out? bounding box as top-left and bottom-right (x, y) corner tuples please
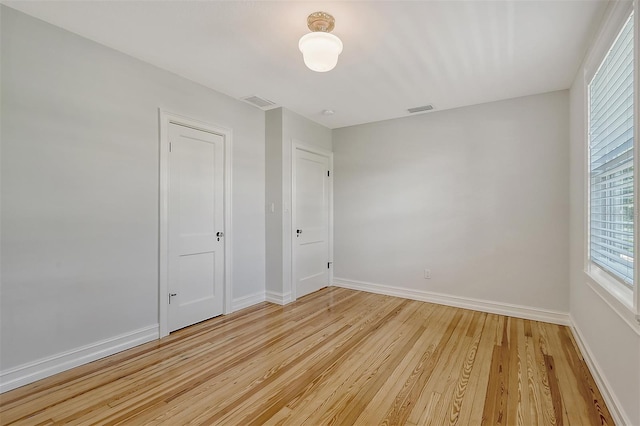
(290, 142), (334, 302)
(158, 109), (233, 338)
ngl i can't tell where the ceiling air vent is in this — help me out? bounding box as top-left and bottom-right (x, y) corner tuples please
(241, 95), (278, 110)
(407, 105), (434, 114)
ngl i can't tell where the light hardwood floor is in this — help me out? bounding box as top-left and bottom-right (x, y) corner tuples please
(0, 287), (612, 425)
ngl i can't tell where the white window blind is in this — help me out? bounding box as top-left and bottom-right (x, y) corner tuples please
(589, 12), (635, 287)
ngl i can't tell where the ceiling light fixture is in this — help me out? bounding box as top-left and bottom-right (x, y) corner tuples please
(298, 12), (343, 72)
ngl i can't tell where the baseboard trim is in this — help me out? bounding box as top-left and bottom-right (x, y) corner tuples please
(232, 291), (266, 312)
(568, 316), (630, 426)
(333, 278), (570, 325)
(265, 290), (292, 305)
(0, 324), (159, 394)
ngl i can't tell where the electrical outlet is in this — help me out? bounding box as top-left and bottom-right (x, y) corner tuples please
(424, 269), (431, 279)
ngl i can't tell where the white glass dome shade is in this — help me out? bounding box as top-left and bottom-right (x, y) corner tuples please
(298, 32), (343, 73)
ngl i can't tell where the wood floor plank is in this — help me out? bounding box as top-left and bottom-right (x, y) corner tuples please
(287, 301), (442, 425)
(446, 312), (486, 425)
(299, 303), (451, 426)
(0, 288), (615, 426)
(530, 320), (559, 425)
(464, 313), (499, 425)
(233, 299), (414, 426)
(222, 301), (409, 424)
(505, 319), (527, 426)
(398, 307), (462, 426)
(560, 328), (612, 425)
(143, 291), (394, 425)
(406, 309), (476, 426)
(525, 330), (544, 425)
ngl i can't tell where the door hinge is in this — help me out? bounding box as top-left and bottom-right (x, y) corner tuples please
(327, 170), (330, 177)
(169, 142), (172, 152)
(328, 262), (333, 269)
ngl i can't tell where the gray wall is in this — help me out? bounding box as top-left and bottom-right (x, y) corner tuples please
(1, 7), (265, 369)
(333, 91), (570, 312)
(265, 109), (284, 298)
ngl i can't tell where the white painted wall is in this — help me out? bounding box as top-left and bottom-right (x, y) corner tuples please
(265, 108), (332, 302)
(1, 7), (265, 372)
(568, 2), (640, 424)
(265, 109), (284, 300)
(333, 91), (570, 313)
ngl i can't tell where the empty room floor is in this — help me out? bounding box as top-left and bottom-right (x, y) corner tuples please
(0, 287), (612, 425)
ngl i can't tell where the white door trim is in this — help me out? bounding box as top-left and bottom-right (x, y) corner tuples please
(158, 109), (233, 338)
(291, 142), (333, 302)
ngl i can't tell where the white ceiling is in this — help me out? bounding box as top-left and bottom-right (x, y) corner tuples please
(4, 0), (608, 129)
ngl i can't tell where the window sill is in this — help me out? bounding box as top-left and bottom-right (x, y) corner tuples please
(584, 265), (640, 334)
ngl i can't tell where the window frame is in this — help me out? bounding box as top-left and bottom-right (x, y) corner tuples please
(587, 11), (635, 289)
(583, 1), (639, 323)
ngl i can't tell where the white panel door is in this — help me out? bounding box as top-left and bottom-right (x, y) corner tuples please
(168, 123), (224, 332)
(294, 148), (330, 298)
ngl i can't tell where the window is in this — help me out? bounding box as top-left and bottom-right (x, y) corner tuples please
(588, 12), (634, 288)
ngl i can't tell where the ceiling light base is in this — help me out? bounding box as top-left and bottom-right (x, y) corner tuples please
(307, 12), (335, 32)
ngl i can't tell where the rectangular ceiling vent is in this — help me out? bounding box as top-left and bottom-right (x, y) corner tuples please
(241, 95), (278, 110)
(407, 104), (434, 114)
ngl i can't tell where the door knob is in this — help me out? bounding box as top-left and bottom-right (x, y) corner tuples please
(296, 229), (302, 237)
(216, 231), (224, 241)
